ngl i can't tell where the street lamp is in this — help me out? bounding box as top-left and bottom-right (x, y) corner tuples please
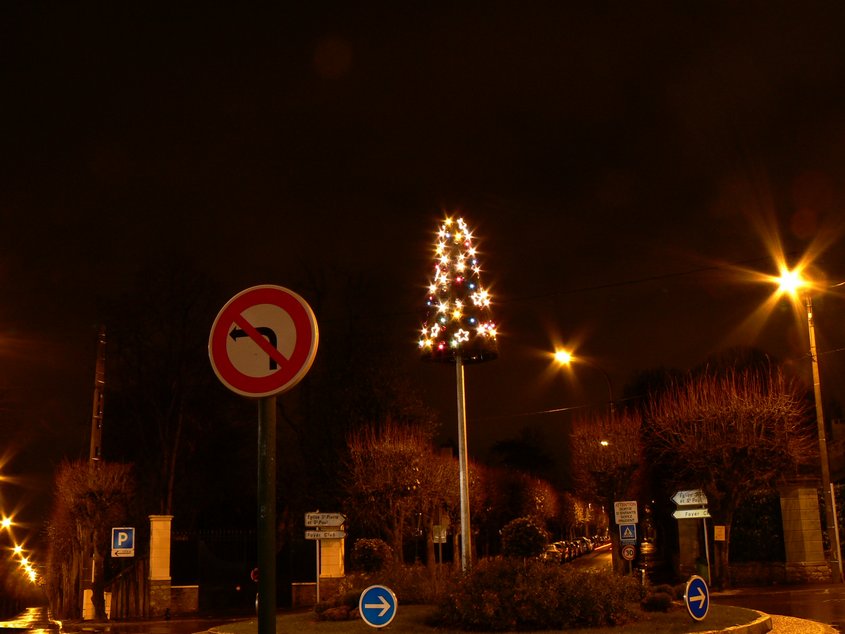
(775, 266), (841, 580)
(553, 348), (615, 415)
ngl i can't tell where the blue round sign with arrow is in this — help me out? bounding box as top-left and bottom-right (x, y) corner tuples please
(359, 585), (397, 628)
(684, 575), (710, 621)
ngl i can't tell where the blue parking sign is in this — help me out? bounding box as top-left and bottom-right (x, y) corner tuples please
(111, 527), (135, 557)
(359, 585), (397, 628)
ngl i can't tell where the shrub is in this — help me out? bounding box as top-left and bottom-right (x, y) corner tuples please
(314, 587), (366, 620)
(436, 557), (642, 631)
(343, 562), (459, 606)
(641, 591), (674, 612)
(500, 517), (549, 559)
(351, 538), (393, 573)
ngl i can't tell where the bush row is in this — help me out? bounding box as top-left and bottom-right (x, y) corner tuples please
(434, 558), (643, 631)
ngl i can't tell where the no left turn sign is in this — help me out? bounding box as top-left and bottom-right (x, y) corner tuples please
(209, 285), (319, 398)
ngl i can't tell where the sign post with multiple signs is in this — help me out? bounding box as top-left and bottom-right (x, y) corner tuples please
(304, 512), (346, 604)
(210, 285), (319, 634)
(614, 501), (638, 574)
(672, 488), (711, 585)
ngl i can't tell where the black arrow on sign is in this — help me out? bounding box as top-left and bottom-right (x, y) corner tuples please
(230, 326), (279, 370)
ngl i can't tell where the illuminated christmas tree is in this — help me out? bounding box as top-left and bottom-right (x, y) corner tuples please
(419, 216), (498, 363)
(417, 214), (498, 572)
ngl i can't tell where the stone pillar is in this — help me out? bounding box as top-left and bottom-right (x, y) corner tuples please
(779, 479), (832, 583)
(318, 537), (345, 601)
(149, 515), (173, 616)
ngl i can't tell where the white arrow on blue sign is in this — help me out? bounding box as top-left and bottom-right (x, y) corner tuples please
(359, 585), (397, 628)
(684, 575), (709, 621)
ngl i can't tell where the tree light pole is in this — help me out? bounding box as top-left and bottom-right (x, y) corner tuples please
(777, 268), (842, 582)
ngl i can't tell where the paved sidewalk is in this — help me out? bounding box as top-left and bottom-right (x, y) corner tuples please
(769, 614), (839, 633)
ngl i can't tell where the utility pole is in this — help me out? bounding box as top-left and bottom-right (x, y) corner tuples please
(89, 326), (106, 462)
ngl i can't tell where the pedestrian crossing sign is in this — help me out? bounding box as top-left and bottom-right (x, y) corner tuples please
(619, 524), (636, 543)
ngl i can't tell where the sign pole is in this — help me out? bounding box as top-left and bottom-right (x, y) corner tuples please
(209, 285), (319, 634)
(455, 354), (472, 572)
(832, 484), (844, 583)
(257, 396), (277, 634)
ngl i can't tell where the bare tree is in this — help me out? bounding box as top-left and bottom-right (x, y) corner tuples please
(570, 409), (642, 572)
(571, 410), (642, 507)
(644, 367), (816, 587)
(345, 420), (434, 557)
(105, 259), (222, 517)
(45, 460), (134, 619)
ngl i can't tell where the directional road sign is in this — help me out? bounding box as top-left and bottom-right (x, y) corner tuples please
(672, 489), (708, 506)
(209, 285), (319, 398)
(305, 530), (346, 540)
(614, 500), (638, 524)
(672, 508), (711, 519)
(111, 527), (135, 557)
(359, 585), (397, 628)
(619, 523), (637, 543)
(684, 575), (710, 621)
(305, 512), (346, 527)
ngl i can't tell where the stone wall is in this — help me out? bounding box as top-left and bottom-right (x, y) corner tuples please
(171, 585), (199, 614)
(292, 582), (316, 608)
(148, 580), (171, 617)
(784, 561), (833, 584)
(728, 562), (787, 586)
(728, 561), (833, 585)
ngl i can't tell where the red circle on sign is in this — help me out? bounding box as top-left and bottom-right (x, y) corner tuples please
(621, 544), (636, 561)
(209, 285), (319, 397)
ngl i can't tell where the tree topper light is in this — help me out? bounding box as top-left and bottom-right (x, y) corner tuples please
(419, 216), (498, 363)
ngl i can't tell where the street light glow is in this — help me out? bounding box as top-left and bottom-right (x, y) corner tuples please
(553, 349), (573, 366)
(551, 346), (615, 414)
(777, 269), (803, 296)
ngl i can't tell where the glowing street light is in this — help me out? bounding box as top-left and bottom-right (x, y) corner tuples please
(773, 265), (841, 581)
(553, 348), (615, 415)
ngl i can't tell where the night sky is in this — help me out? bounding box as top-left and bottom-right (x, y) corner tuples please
(3, 3), (845, 543)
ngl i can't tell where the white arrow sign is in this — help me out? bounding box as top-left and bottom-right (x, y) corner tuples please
(305, 530), (346, 540)
(689, 587), (707, 609)
(364, 594), (391, 618)
(673, 508), (711, 519)
(672, 489), (708, 506)
(305, 512), (346, 527)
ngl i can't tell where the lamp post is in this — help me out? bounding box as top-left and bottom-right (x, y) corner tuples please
(553, 349), (615, 415)
(776, 268), (842, 581)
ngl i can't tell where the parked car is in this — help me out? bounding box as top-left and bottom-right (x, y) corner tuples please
(577, 536), (594, 553)
(553, 541), (571, 562)
(541, 543), (563, 563)
(562, 539), (581, 559)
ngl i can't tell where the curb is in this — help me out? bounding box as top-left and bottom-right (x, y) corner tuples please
(707, 611), (772, 634)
